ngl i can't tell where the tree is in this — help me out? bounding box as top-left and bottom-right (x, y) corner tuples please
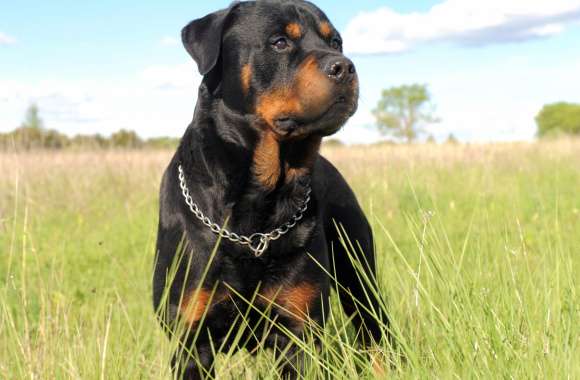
(110, 129), (143, 148)
(373, 84), (439, 143)
(145, 136), (180, 149)
(446, 133), (459, 144)
(535, 102), (580, 138)
(21, 103), (44, 129)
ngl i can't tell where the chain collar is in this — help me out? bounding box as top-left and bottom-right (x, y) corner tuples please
(177, 164), (312, 257)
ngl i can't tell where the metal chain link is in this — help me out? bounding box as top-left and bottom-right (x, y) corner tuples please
(178, 164), (311, 257)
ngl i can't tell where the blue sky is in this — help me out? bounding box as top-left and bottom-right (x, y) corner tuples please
(1, 0), (580, 143)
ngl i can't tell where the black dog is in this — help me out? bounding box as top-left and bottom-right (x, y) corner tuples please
(153, 1), (389, 378)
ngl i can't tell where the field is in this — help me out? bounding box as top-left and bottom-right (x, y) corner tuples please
(1, 140), (579, 379)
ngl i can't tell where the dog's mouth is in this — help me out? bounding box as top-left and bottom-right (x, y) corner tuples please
(273, 95), (357, 139)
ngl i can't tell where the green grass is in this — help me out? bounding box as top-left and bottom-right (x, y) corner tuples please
(1, 141), (578, 379)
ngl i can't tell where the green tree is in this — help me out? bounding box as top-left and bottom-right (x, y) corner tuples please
(322, 138), (344, 148)
(373, 84), (439, 143)
(145, 136), (180, 149)
(21, 103), (44, 129)
(535, 102), (580, 138)
(110, 129), (143, 148)
(446, 133), (459, 144)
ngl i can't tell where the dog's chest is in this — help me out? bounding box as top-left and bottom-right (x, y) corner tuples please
(211, 228), (329, 331)
(214, 217), (322, 286)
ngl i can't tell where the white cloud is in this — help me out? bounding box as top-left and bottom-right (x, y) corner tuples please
(0, 32), (16, 45)
(160, 36), (180, 46)
(336, 108), (382, 144)
(0, 63), (202, 138)
(140, 63), (201, 90)
(344, 0), (580, 54)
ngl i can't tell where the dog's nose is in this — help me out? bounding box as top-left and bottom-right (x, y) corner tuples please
(325, 58), (356, 83)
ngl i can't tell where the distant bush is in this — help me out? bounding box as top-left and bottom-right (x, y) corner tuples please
(323, 138), (344, 147)
(110, 129), (143, 149)
(145, 137), (181, 149)
(0, 126), (70, 150)
(0, 127), (180, 151)
(0, 104), (179, 150)
(69, 134), (110, 149)
(536, 102), (580, 138)
(445, 133), (459, 144)
(0, 104), (180, 151)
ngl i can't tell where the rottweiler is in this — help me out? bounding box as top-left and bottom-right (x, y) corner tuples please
(153, 1), (390, 378)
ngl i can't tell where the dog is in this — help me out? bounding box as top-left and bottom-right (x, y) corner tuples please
(153, 1), (390, 378)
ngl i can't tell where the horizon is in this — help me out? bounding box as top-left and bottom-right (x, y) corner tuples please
(1, 0), (580, 144)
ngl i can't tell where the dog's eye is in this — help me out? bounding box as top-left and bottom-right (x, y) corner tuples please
(272, 37), (290, 52)
(330, 38), (342, 51)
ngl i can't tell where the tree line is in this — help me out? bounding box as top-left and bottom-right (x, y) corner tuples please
(0, 104), (180, 150)
(2, 96), (579, 151)
(372, 84), (580, 142)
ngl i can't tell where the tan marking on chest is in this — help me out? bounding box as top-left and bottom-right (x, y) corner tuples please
(180, 288), (227, 325)
(253, 130), (281, 189)
(259, 282), (319, 324)
(241, 64), (252, 95)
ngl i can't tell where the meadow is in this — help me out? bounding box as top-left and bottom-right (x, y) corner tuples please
(0, 140), (578, 379)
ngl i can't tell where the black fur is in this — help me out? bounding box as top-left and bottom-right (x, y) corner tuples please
(153, 1), (390, 379)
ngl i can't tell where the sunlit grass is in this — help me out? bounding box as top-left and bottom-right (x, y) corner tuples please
(1, 140), (578, 378)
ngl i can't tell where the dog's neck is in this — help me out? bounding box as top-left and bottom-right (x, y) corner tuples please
(176, 85), (322, 235)
(177, 89), (321, 233)
(204, 94), (322, 193)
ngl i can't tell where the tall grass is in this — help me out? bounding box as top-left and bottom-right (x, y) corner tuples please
(1, 140), (578, 379)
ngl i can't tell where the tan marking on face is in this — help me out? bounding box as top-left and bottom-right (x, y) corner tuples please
(180, 288), (228, 325)
(319, 21), (332, 38)
(255, 88), (302, 131)
(241, 64), (252, 95)
(259, 283), (318, 325)
(253, 130), (281, 189)
(256, 56), (333, 131)
(286, 23), (302, 39)
(296, 56), (334, 118)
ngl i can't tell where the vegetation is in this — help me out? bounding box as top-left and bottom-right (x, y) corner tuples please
(0, 104), (180, 150)
(373, 84), (439, 143)
(1, 140), (578, 378)
(21, 103), (44, 130)
(0, 126), (180, 151)
(536, 102), (580, 138)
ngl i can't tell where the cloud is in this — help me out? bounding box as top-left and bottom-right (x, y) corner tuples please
(0, 32), (16, 45)
(343, 0), (580, 54)
(160, 36), (180, 46)
(336, 109), (384, 144)
(0, 63), (202, 137)
(140, 63), (201, 90)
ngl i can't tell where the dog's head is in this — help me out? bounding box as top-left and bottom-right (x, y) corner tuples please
(182, 0), (358, 140)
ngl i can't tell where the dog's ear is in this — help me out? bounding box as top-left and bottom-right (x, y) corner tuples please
(181, 5), (236, 76)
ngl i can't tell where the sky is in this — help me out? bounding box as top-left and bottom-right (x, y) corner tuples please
(1, 0), (580, 143)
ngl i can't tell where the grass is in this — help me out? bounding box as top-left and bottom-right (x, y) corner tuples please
(0, 140), (578, 379)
